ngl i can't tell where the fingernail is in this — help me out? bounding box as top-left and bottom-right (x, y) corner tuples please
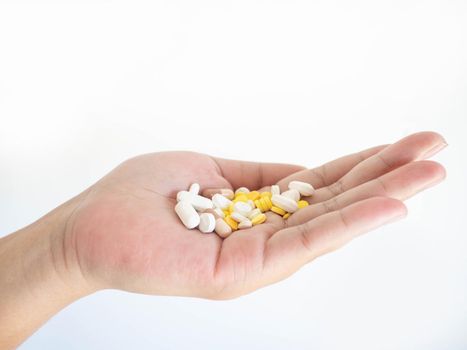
(421, 141), (448, 159)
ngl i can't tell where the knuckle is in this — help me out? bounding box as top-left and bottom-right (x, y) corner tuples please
(321, 196), (340, 213)
(328, 178), (345, 196)
(312, 166), (327, 187)
(375, 177), (389, 196)
(375, 153), (392, 171)
(337, 210), (351, 231)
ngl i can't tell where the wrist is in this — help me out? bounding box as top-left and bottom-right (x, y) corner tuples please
(45, 192), (98, 296)
(0, 193), (96, 349)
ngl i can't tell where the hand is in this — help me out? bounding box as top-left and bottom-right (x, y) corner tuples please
(61, 131), (446, 299)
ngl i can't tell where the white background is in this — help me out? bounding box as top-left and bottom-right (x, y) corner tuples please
(1, 1), (466, 349)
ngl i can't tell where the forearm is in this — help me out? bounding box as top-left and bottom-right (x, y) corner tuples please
(0, 198), (93, 349)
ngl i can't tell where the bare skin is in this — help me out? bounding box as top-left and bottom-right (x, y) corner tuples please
(0, 131), (447, 349)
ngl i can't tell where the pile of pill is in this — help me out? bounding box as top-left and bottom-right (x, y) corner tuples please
(174, 181), (315, 238)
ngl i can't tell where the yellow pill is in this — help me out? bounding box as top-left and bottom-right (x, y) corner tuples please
(260, 191), (272, 198)
(271, 206), (286, 215)
(234, 193), (248, 202)
(255, 199), (264, 211)
(263, 196), (272, 209)
(224, 216), (238, 230)
(298, 200), (309, 209)
(254, 199), (264, 212)
(251, 213), (267, 225)
(260, 198), (270, 212)
(254, 199), (260, 209)
(223, 209), (230, 216)
(228, 202), (235, 212)
(247, 191), (260, 201)
(283, 213), (291, 219)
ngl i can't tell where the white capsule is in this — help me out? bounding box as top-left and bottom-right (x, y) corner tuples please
(231, 212), (248, 223)
(199, 213), (216, 233)
(238, 219), (253, 229)
(175, 200), (200, 229)
(233, 201), (251, 216)
(271, 194), (299, 213)
(248, 208), (262, 220)
(189, 183), (200, 195)
(235, 187), (250, 195)
(215, 218), (232, 238)
(247, 199), (256, 209)
(271, 185), (280, 195)
(288, 181), (315, 196)
(212, 193), (232, 210)
(281, 189), (300, 202)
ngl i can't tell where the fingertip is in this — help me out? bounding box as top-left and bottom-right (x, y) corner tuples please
(417, 160), (447, 182)
(409, 131), (448, 159)
(392, 198), (408, 218)
(376, 196), (408, 220)
(397, 161), (447, 188)
(202, 188), (221, 198)
(433, 161), (447, 181)
(382, 197), (408, 224)
(411, 131), (447, 145)
(346, 196), (408, 223)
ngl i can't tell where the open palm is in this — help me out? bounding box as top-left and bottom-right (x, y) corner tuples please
(66, 132), (446, 299)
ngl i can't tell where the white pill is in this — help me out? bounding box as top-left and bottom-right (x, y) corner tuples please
(176, 190), (192, 202)
(238, 219), (252, 229)
(288, 181), (315, 196)
(189, 183), (200, 195)
(231, 212), (248, 223)
(281, 189), (300, 202)
(213, 207), (225, 218)
(219, 188), (235, 200)
(247, 199), (255, 209)
(248, 208), (262, 220)
(271, 194), (299, 213)
(175, 200), (200, 229)
(212, 193), (232, 210)
(203, 188), (234, 200)
(271, 185), (280, 195)
(204, 208), (223, 219)
(215, 218), (232, 238)
(191, 195), (213, 212)
(233, 201), (251, 216)
(177, 190), (213, 211)
(199, 213), (216, 233)
(235, 187), (250, 195)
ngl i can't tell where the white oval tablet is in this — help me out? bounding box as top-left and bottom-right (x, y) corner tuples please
(199, 213), (216, 233)
(271, 194), (299, 213)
